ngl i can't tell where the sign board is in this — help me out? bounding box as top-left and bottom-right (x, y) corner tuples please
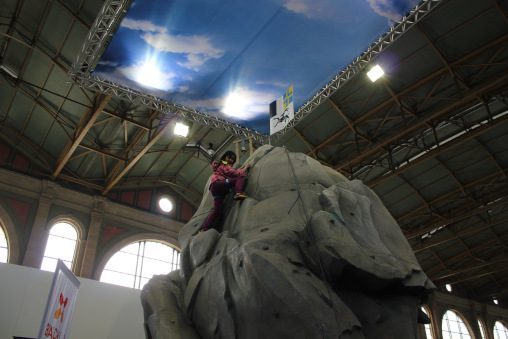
(270, 85), (294, 135)
(38, 260), (81, 339)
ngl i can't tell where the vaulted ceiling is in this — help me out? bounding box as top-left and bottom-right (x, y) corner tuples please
(1, 0), (507, 303)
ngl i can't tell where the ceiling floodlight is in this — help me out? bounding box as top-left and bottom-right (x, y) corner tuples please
(0, 57), (19, 79)
(174, 122), (189, 137)
(367, 64), (384, 82)
(158, 196), (173, 213)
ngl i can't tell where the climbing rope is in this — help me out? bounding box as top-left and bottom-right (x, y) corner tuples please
(284, 147), (342, 338)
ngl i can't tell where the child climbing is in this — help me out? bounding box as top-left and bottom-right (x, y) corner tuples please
(200, 150), (251, 232)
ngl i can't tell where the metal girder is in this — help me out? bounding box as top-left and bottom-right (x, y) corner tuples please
(306, 32), (508, 164)
(69, 0), (442, 144)
(270, 0), (445, 142)
(68, 0), (266, 143)
(70, 0), (134, 77)
(424, 238), (494, 277)
(407, 195), (508, 240)
(336, 70), (508, 173)
(413, 217), (507, 253)
(52, 94), (111, 179)
(102, 119), (174, 194)
(71, 75), (268, 143)
(365, 108), (508, 187)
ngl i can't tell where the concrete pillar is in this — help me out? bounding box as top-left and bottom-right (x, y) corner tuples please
(22, 195), (53, 268)
(79, 197), (105, 279)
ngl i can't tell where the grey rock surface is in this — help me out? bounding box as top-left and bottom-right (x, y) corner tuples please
(141, 145), (435, 339)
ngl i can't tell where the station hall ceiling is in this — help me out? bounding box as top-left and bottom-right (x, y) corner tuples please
(0, 0), (507, 303)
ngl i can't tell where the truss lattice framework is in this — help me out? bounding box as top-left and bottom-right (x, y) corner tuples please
(69, 0), (443, 145)
(69, 0), (267, 143)
(270, 0), (444, 142)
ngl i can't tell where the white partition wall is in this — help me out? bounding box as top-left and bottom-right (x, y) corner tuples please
(0, 263), (145, 339)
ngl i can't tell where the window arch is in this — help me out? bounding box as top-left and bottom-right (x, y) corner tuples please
(421, 306), (433, 339)
(442, 310), (473, 339)
(478, 319), (487, 339)
(41, 221), (79, 272)
(494, 321), (508, 339)
(0, 204), (21, 264)
(99, 239), (180, 290)
(0, 225), (7, 263)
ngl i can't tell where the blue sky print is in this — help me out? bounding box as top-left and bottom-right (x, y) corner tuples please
(94, 0), (420, 134)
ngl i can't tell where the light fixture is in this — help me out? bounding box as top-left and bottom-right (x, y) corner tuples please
(207, 143), (214, 156)
(445, 284), (452, 292)
(0, 57), (19, 79)
(158, 196), (173, 213)
(493, 299), (499, 305)
(367, 64), (384, 82)
(174, 122), (189, 137)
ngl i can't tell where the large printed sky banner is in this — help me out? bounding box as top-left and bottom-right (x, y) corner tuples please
(94, 0), (420, 134)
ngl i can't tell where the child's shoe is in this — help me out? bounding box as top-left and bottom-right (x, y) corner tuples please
(234, 193), (247, 200)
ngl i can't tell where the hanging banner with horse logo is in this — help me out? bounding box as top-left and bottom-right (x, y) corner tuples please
(38, 260), (81, 339)
(269, 85), (294, 135)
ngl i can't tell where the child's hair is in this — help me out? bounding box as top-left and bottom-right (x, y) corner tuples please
(220, 151), (236, 162)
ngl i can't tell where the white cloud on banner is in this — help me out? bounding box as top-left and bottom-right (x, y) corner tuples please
(366, 0), (413, 23)
(140, 32), (224, 70)
(282, 0), (336, 19)
(121, 18), (167, 33)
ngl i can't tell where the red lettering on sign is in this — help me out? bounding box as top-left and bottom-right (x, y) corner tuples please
(44, 322), (61, 339)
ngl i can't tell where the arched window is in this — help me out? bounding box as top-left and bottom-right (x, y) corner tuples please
(421, 306), (433, 338)
(478, 319), (487, 339)
(0, 225), (7, 263)
(494, 321), (508, 339)
(442, 310), (472, 339)
(41, 222), (78, 272)
(100, 240), (180, 290)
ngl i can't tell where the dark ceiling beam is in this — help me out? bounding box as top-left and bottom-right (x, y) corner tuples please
(281, 106), (334, 148)
(477, 139), (508, 181)
(336, 69), (508, 172)
(328, 97), (370, 140)
(308, 33), (508, 158)
(380, 79), (417, 119)
(477, 288), (508, 300)
(424, 234), (508, 277)
(78, 144), (126, 162)
(102, 109), (151, 130)
(293, 128), (318, 159)
(397, 169), (506, 224)
(0, 121), (54, 171)
(416, 23), (469, 92)
(1, 79), (75, 136)
(102, 119), (174, 194)
(103, 110), (159, 184)
(492, 0), (508, 24)
(366, 112), (508, 188)
(435, 158), (476, 204)
(406, 194), (508, 240)
(434, 263), (508, 287)
(413, 217), (506, 253)
(52, 94), (111, 179)
(398, 174), (445, 222)
(158, 125), (205, 180)
(54, 0), (91, 30)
